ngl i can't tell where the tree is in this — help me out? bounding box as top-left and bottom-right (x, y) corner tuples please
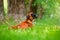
(0, 0), (4, 22)
(8, 0), (26, 22)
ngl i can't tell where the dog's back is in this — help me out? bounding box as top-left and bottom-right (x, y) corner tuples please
(11, 20), (32, 29)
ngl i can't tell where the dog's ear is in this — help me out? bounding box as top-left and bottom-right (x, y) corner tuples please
(26, 11), (33, 19)
(26, 15), (30, 19)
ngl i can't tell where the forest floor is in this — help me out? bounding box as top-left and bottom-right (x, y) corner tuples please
(0, 18), (60, 40)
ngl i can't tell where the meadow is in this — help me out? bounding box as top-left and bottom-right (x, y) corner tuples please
(0, 17), (60, 40)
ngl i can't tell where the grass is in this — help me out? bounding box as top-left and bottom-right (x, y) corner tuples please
(0, 18), (60, 40)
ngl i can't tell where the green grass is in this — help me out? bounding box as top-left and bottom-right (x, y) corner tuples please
(0, 18), (60, 40)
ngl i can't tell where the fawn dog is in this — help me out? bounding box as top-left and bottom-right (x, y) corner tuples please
(10, 11), (37, 29)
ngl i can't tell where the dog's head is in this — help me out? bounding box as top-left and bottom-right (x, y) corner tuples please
(26, 12), (37, 21)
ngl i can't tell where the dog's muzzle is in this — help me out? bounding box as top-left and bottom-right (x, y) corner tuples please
(31, 13), (37, 19)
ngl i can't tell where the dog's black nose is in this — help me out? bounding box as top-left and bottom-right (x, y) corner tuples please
(31, 13), (37, 19)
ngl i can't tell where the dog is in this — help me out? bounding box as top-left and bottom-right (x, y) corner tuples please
(11, 11), (37, 29)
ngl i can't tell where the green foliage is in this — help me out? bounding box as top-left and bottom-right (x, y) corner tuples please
(32, 0), (60, 19)
(25, 0), (29, 5)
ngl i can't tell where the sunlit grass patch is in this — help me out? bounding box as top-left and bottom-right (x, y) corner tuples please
(0, 24), (60, 40)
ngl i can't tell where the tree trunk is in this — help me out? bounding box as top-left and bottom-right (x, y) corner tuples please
(26, 0), (34, 12)
(26, 0), (37, 13)
(0, 0), (4, 22)
(8, 0), (26, 23)
(37, 5), (44, 19)
(18, 0), (26, 20)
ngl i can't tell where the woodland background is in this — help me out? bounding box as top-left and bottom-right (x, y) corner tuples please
(0, 0), (60, 40)
(0, 0), (60, 22)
